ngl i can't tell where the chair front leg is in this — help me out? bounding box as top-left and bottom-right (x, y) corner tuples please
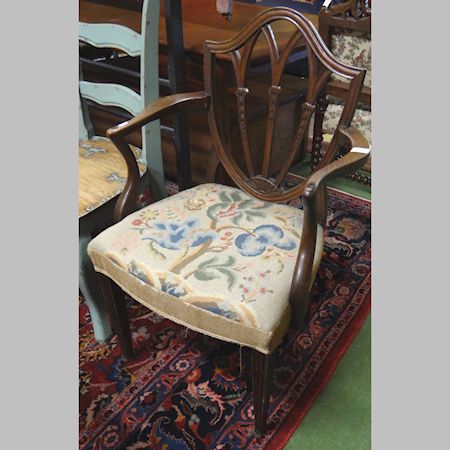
(251, 349), (276, 437)
(97, 273), (134, 361)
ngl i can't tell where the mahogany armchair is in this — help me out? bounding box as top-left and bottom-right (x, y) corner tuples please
(87, 7), (370, 436)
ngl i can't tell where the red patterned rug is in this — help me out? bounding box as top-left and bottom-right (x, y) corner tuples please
(79, 188), (371, 449)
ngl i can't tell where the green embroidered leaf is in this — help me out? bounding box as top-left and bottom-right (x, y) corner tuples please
(230, 191), (243, 202)
(216, 267), (236, 290)
(194, 269), (217, 282)
(275, 260), (284, 275)
(219, 191), (233, 203)
(206, 203), (226, 222)
(148, 241), (166, 260)
(231, 213), (244, 226)
(220, 255), (236, 267)
(246, 210), (265, 217)
(197, 256), (218, 270)
(237, 199), (254, 210)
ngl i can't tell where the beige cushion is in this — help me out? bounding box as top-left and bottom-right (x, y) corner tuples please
(88, 183), (323, 353)
(78, 136), (146, 218)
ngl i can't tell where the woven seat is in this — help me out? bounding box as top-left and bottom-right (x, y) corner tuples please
(78, 136), (146, 218)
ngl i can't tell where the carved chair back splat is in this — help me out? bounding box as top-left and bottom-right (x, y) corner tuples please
(203, 7), (366, 204)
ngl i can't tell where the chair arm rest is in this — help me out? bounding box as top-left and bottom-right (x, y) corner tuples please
(107, 91), (210, 223)
(289, 126), (370, 327)
(107, 91), (210, 139)
(304, 126), (370, 199)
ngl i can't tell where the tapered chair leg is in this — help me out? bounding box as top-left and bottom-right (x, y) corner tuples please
(97, 273), (134, 361)
(251, 349), (276, 437)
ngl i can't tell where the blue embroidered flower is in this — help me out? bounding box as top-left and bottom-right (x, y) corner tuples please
(235, 225), (296, 256)
(160, 279), (187, 297)
(128, 260), (153, 284)
(145, 219), (216, 250)
(191, 301), (239, 321)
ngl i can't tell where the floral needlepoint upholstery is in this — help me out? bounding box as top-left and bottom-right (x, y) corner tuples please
(78, 136), (146, 218)
(330, 28), (371, 89)
(326, 27), (372, 172)
(323, 101), (371, 142)
(88, 184), (324, 353)
(322, 101), (371, 172)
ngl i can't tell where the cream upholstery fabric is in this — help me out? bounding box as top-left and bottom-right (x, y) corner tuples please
(323, 102), (371, 142)
(78, 136), (146, 218)
(88, 184), (324, 353)
(330, 28), (371, 89)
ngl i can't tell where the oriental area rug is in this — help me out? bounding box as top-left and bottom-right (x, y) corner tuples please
(79, 187), (371, 449)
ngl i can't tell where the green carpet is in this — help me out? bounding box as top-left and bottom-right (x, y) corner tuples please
(285, 161), (370, 449)
(285, 315), (371, 449)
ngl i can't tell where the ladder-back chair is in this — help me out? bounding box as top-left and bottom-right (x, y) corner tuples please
(79, 0), (166, 341)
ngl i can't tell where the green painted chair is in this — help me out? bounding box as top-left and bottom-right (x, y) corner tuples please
(79, 0), (166, 341)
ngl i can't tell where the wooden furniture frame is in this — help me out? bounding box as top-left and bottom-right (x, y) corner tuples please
(95, 7), (370, 435)
(312, 0), (371, 185)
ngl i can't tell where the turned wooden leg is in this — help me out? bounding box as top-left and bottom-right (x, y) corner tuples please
(311, 94), (328, 170)
(97, 273), (134, 361)
(251, 349), (276, 437)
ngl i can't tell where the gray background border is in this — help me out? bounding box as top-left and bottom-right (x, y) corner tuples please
(2, 1), (449, 448)
(2, 1), (78, 449)
(373, 1), (448, 449)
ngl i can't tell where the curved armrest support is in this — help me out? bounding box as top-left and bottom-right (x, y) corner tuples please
(289, 126), (370, 327)
(304, 126), (370, 199)
(107, 91), (210, 139)
(107, 91), (210, 223)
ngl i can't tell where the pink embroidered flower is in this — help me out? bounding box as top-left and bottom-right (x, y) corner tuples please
(111, 232), (141, 253)
(216, 203), (238, 218)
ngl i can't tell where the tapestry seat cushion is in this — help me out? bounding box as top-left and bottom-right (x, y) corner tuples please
(322, 102), (371, 172)
(323, 102), (371, 142)
(330, 28), (371, 89)
(327, 29), (371, 172)
(88, 183), (324, 353)
(78, 136), (146, 218)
